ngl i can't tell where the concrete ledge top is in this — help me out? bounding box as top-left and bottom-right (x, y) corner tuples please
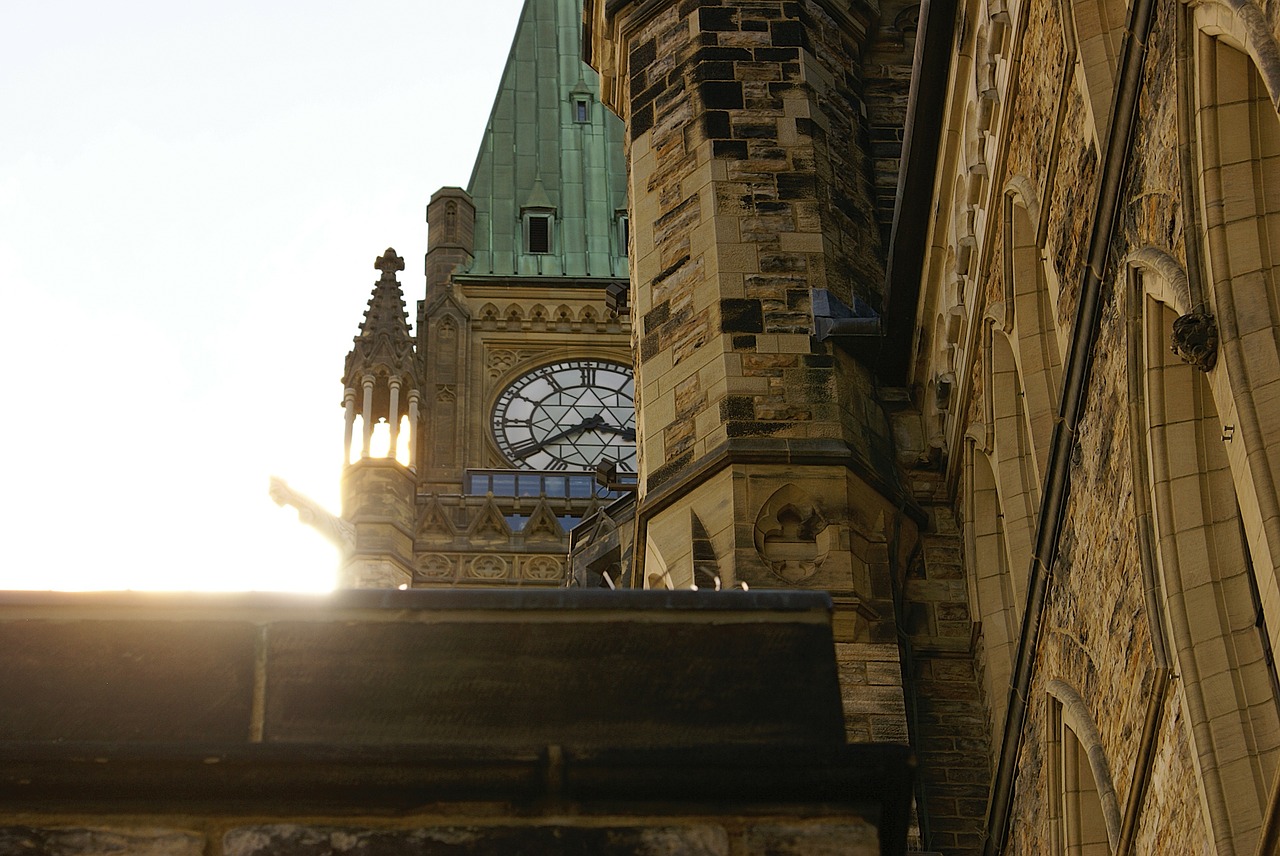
(0, 588), (834, 616)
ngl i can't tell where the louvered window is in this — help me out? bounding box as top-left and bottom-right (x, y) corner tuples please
(527, 214), (551, 254)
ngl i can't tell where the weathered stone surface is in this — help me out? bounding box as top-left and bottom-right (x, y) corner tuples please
(224, 825), (730, 856)
(739, 822), (879, 855)
(262, 611), (846, 748)
(0, 827), (203, 856)
(0, 620), (255, 743)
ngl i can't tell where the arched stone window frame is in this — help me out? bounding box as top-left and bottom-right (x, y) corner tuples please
(1066, 0), (1129, 142)
(1193, 10), (1280, 660)
(983, 319), (1039, 592)
(996, 176), (1065, 482)
(1045, 679), (1122, 855)
(1128, 249), (1280, 853)
(963, 435), (1022, 749)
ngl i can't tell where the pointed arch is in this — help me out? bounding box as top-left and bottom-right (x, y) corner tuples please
(1193, 1), (1280, 109)
(1137, 284), (1280, 852)
(1068, 0), (1128, 141)
(1197, 33), (1280, 625)
(965, 440), (1022, 748)
(987, 326), (1039, 582)
(1002, 178), (1063, 481)
(1046, 679), (1122, 854)
(1194, 38), (1280, 826)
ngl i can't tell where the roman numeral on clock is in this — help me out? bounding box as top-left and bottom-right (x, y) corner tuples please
(510, 439), (542, 459)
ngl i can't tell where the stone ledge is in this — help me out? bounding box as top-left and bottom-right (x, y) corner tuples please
(0, 742), (912, 815)
(0, 591), (848, 752)
(0, 590), (913, 851)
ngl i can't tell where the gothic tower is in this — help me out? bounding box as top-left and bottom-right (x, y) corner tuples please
(340, 0), (632, 588)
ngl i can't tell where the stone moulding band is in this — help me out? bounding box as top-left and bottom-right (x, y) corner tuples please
(627, 436), (927, 588)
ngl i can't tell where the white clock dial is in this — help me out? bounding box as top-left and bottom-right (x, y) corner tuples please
(492, 359), (636, 472)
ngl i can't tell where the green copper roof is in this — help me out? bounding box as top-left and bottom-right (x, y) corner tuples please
(463, 0), (628, 280)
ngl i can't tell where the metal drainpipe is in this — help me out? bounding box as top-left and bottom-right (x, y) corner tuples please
(981, 0), (1157, 849)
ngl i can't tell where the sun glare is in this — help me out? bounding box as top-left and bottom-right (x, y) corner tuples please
(350, 416), (412, 466)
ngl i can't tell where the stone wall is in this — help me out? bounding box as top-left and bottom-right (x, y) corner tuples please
(997, 0), (1204, 851)
(904, 515), (992, 856)
(917, 0), (1233, 850)
(0, 821), (884, 856)
(619, 0), (893, 492)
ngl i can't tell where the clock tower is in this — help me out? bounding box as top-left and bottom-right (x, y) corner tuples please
(340, 0), (631, 589)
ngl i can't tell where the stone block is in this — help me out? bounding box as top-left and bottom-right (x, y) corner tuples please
(739, 822), (878, 855)
(224, 825), (730, 856)
(0, 827), (204, 856)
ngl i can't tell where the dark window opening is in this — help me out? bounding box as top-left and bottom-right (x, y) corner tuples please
(574, 97), (590, 123)
(528, 215), (551, 254)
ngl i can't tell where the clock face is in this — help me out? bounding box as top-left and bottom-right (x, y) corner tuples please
(492, 359), (636, 472)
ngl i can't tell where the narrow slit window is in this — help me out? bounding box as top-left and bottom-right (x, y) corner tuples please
(574, 97), (590, 123)
(615, 209), (629, 257)
(527, 215), (551, 254)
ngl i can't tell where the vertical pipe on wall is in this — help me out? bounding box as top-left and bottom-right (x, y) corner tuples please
(981, 0), (1157, 849)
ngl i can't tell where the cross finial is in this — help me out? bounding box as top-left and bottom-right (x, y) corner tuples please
(375, 247), (405, 281)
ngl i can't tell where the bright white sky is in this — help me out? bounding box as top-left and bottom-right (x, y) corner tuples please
(0, 1), (526, 591)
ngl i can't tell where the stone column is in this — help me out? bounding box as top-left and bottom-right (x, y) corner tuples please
(387, 377), (401, 460)
(343, 387), (357, 465)
(361, 375), (375, 459)
(425, 187), (476, 294)
(586, 0), (904, 582)
(407, 390), (420, 469)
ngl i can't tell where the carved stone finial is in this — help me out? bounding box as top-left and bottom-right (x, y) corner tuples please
(375, 248), (405, 281)
(1170, 311), (1218, 372)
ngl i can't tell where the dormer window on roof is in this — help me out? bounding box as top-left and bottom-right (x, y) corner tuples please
(525, 212), (552, 254)
(574, 96), (590, 123)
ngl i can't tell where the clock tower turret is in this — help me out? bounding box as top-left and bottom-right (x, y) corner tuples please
(339, 248), (419, 589)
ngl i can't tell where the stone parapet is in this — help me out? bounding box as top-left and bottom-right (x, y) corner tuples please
(0, 589), (913, 854)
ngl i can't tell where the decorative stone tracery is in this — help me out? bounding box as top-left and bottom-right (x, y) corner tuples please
(753, 485), (832, 585)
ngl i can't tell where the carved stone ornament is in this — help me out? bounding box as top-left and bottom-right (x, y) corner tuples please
(753, 485), (832, 585)
(523, 555), (563, 581)
(1170, 311), (1218, 372)
(468, 555), (509, 579)
(415, 554), (455, 581)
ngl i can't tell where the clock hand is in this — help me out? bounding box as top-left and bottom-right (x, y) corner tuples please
(513, 414), (603, 458)
(586, 420), (636, 441)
